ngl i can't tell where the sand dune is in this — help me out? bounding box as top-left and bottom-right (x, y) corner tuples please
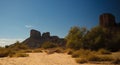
(0, 52), (105, 65)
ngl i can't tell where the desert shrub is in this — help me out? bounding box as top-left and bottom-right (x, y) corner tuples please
(0, 48), (10, 57)
(10, 53), (29, 57)
(8, 41), (29, 51)
(17, 49), (33, 53)
(8, 51), (16, 57)
(41, 41), (57, 49)
(23, 49), (33, 53)
(112, 58), (120, 64)
(100, 55), (113, 61)
(66, 26), (87, 50)
(87, 54), (113, 61)
(75, 58), (88, 64)
(98, 48), (111, 54)
(87, 54), (101, 61)
(53, 47), (64, 53)
(72, 50), (81, 58)
(33, 49), (42, 53)
(73, 49), (114, 64)
(45, 47), (64, 54)
(65, 48), (74, 55)
(72, 49), (92, 58)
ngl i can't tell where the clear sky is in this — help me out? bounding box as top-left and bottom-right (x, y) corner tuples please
(0, 0), (120, 46)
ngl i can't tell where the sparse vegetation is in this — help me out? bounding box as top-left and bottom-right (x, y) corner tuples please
(10, 53), (29, 57)
(72, 49), (92, 58)
(0, 47), (10, 57)
(41, 41), (57, 49)
(0, 24), (119, 65)
(75, 58), (88, 64)
(87, 54), (113, 61)
(64, 26), (120, 64)
(112, 58), (120, 64)
(53, 47), (64, 53)
(33, 49), (43, 53)
(0, 41), (30, 58)
(65, 48), (74, 55)
(97, 48), (111, 54)
(45, 47), (64, 54)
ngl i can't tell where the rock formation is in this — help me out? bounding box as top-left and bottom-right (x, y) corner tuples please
(99, 13), (116, 27)
(22, 29), (66, 48)
(30, 29), (41, 39)
(99, 13), (120, 30)
(42, 32), (50, 39)
(22, 29), (42, 48)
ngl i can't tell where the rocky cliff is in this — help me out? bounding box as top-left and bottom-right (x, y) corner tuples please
(22, 29), (66, 48)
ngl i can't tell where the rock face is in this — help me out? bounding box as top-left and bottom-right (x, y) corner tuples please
(99, 13), (120, 33)
(22, 29), (66, 48)
(30, 29), (41, 39)
(42, 32), (50, 39)
(99, 13), (116, 27)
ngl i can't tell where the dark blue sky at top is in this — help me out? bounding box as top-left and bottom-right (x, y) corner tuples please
(0, 0), (120, 39)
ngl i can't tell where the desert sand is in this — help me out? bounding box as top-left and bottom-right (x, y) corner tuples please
(0, 52), (108, 65)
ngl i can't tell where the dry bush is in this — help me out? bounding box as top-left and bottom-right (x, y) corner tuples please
(112, 58), (120, 64)
(53, 47), (64, 53)
(41, 41), (57, 49)
(23, 49), (33, 53)
(33, 49), (42, 53)
(72, 50), (81, 58)
(16, 49), (33, 53)
(72, 49), (92, 58)
(65, 48), (74, 55)
(10, 53), (29, 57)
(97, 49), (111, 54)
(0, 48), (10, 57)
(73, 49), (115, 64)
(86, 54), (113, 61)
(75, 58), (88, 64)
(45, 47), (64, 54)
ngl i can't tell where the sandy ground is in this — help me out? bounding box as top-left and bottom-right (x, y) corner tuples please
(0, 52), (111, 65)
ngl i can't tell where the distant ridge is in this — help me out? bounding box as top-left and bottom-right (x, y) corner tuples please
(22, 29), (66, 48)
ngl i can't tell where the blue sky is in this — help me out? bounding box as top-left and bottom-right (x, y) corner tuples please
(0, 0), (120, 46)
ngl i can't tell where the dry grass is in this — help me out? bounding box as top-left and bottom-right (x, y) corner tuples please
(9, 53), (29, 57)
(75, 58), (88, 64)
(71, 49), (118, 64)
(65, 48), (74, 55)
(87, 54), (113, 61)
(97, 49), (111, 54)
(112, 58), (120, 64)
(33, 49), (43, 53)
(45, 47), (64, 54)
(72, 49), (92, 58)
